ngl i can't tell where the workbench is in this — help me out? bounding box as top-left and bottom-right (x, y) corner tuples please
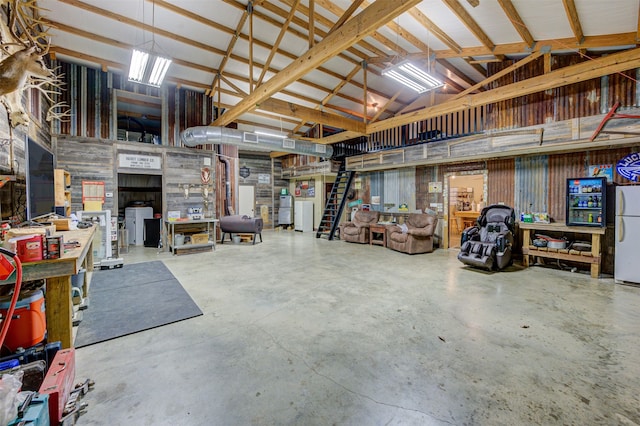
(520, 222), (605, 278)
(165, 219), (218, 255)
(5, 226), (96, 348)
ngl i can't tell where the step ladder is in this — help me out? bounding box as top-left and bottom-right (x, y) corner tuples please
(316, 159), (355, 240)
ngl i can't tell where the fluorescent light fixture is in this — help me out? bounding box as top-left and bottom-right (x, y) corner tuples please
(255, 130), (287, 139)
(128, 49), (172, 87)
(382, 61), (444, 93)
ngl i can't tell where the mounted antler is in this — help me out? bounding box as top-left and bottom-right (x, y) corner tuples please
(0, 0), (63, 127)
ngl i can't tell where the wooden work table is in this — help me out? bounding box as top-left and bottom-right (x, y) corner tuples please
(519, 222), (605, 278)
(13, 226), (96, 348)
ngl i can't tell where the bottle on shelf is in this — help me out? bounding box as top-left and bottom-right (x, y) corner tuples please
(587, 196), (594, 207)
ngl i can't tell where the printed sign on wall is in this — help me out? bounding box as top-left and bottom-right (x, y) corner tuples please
(616, 153), (640, 181)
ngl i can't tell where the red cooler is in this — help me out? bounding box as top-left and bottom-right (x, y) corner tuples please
(0, 288), (47, 351)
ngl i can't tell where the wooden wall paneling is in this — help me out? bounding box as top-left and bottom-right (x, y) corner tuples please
(416, 165), (441, 214)
(237, 153), (276, 226)
(164, 149), (214, 217)
(100, 70), (110, 139)
(84, 68), (94, 138)
(55, 137), (116, 214)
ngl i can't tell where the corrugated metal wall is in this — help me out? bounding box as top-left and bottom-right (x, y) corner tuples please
(485, 55), (637, 130)
(548, 152), (585, 222)
(487, 158), (515, 206)
(514, 155), (549, 217)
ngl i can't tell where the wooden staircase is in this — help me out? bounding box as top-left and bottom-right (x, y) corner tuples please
(316, 159), (355, 240)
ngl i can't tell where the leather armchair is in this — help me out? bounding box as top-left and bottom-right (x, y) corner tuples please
(457, 204), (515, 270)
(339, 210), (380, 244)
(387, 213), (438, 254)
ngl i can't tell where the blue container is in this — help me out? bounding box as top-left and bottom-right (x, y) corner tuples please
(71, 268), (86, 289)
(8, 393), (50, 426)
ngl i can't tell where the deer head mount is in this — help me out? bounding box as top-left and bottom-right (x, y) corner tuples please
(0, 0), (69, 127)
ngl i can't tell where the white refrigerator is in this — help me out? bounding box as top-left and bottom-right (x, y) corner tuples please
(294, 200), (313, 232)
(125, 206), (153, 246)
(615, 186), (640, 284)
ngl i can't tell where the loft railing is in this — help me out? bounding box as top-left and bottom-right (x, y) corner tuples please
(332, 105), (486, 158)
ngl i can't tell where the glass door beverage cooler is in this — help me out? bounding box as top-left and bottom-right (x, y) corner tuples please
(566, 177), (607, 227)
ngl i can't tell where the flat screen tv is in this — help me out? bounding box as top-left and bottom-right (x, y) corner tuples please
(26, 138), (55, 220)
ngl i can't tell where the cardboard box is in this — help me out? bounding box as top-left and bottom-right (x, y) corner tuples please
(6, 225), (55, 240)
(52, 218), (71, 231)
(190, 233), (209, 244)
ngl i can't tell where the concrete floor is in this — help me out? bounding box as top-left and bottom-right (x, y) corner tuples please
(75, 230), (640, 425)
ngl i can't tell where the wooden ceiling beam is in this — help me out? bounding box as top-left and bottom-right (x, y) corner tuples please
(156, 0), (391, 103)
(497, 0), (535, 49)
(308, 0), (396, 59)
(359, 0), (475, 88)
(255, 0), (301, 87)
(562, 0), (585, 44)
(367, 47), (640, 133)
(370, 89), (402, 123)
(58, 0), (229, 56)
(408, 7), (462, 54)
(437, 58), (479, 88)
(434, 33), (638, 59)
(442, 0), (495, 51)
(326, 0), (365, 35)
(213, 0), (421, 127)
(256, 99), (366, 133)
(451, 50), (545, 100)
(45, 16), (373, 115)
(290, 64), (364, 135)
(210, 7), (250, 94)
(308, 0), (315, 48)
(225, 0), (396, 100)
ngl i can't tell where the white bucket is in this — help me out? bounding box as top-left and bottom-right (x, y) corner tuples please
(174, 234), (185, 246)
(232, 235), (241, 244)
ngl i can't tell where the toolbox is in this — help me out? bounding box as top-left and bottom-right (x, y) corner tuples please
(39, 348), (75, 425)
(0, 289), (47, 351)
(8, 392), (50, 426)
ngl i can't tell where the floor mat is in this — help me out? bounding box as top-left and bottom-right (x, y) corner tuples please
(74, 260), (202, 348)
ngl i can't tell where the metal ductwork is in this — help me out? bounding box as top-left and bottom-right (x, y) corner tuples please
(181, 126), (333, 158)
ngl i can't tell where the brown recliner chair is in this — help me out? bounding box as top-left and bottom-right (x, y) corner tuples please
(387, 213), (438, 254)
(339, 210), (380, 244)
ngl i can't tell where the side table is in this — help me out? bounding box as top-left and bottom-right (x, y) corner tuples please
(370, 223), (387, 247)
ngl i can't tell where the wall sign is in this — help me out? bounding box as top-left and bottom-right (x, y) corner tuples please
(616, 152), (640, 181)
(201, 167), (211, 184)
(258, 174), (270, 184)
(239, 166), (250, 178)
(588, 164), (613, 182)
(118, 153), (161, 169)
(428, 181), (443, 193)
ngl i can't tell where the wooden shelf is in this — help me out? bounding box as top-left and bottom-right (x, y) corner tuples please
(164, 219), (219, 255)
(54, 169), (71, 217)
(519, 222), (605, 278)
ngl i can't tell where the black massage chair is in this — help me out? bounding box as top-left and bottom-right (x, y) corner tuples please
(457, 204), (516, 271)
